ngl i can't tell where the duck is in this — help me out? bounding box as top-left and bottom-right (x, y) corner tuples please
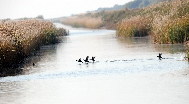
(157, 53), (162, 60)
(90, 56), (95, 62)
(76, 58), (83, 63)
(83, 56), (89, 63)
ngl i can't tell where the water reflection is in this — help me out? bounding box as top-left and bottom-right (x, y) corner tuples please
(0, 44), (57, 77)
(1, 27), (188, 77)
(117, 36), (151, 45)
(154, 44), (186, 54)
(0, 82), (24, 104)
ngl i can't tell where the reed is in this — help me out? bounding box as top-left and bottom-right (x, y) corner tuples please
(62, 16), (102, 29)
(153, 15), (189, 43)
(116, 0), (189, 44)
(0, 19), (67, 67)
(117, 16), (152, 37)
(152, 0), (189, 44)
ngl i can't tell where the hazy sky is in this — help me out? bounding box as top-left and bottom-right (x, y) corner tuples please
(0, 0), (133, 19)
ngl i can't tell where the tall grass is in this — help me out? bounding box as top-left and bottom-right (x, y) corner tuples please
(152, 0), (189, 43)
(90, 9), (144, 29)
(62, 16), (102, 29)
(153, 15), (189, 43)
(116, 0), (189, 44)
(0, 19), (68, 67)
(117, 16), (152, 37)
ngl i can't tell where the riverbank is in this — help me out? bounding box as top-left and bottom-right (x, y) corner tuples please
(61, 0), (189, 44)
(117, 0), (189, 44)
(0, 19), (68, 69)
(62, 16), (102, 29)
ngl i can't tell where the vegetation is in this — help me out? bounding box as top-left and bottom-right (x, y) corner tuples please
(0, 19), (68, 68)
(117, 0), (189, 44)
(62, 16), (102, 29)
(62, 0), (189, 44)
(117, 16), (151, 37)
(125, 0), (172, 9)
(95, 0), (171, 11)
(62, 9), (142, 29)
(61, 0), (172, 29)
(61, 0), (173, 30)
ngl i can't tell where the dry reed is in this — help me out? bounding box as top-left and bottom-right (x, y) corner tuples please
(62, 16), (102, 29)
(0, 19), (67, 67)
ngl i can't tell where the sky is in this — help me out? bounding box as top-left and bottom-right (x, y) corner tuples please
(0, 0), (133, 19)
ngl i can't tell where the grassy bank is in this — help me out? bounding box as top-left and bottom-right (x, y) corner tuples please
(62, 16), (102, 29)
(117, 0), (189, 44)
(61, 9), (139, 29)
(60, 0), (173, 29)
(61, 0), (189, 44)
(117, 15), (152, 37)
(0, 19), (68, 68)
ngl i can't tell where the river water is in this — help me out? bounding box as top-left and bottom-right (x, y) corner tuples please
(0, 23), (189, 104)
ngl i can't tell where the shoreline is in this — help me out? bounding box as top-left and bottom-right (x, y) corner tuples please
(0, 19), (68, 75)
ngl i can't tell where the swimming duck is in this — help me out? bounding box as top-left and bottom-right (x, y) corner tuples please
(83, 56), (89, 63)
(157, 53), (162, 60)
(76, 58), (83, 63)
(90, 56), (95, 62)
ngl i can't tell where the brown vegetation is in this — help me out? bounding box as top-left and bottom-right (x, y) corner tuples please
(62, 16), (102, 29)
(117, 16), (152, 37)
(61, 0), (188, 44)
(117, 0), (189, 44)
(0, 19), (68, 67)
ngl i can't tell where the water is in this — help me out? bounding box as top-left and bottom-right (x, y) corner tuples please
(0, 23), (189, 104)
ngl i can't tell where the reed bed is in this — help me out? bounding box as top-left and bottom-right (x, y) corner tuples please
(0, 19), (67, 67)
(117, 0), (189, 44)
(117, 16), (152, 37)
(152, 0), (189, 44)
(62, 16), (102, 29)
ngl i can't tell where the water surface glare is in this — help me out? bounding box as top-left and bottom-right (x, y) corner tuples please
(0, 24), (189, 104)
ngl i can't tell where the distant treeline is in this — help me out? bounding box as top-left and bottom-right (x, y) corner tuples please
(96, 0), (172, 11)
(0, 19), (68, 68)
